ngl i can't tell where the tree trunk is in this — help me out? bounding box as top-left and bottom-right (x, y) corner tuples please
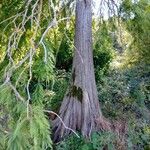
(53, 0), (107, 141)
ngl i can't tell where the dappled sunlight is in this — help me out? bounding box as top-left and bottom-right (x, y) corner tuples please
(110, 54), (124, 69)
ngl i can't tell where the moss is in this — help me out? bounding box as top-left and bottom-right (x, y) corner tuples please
(68, 85), (83, 102)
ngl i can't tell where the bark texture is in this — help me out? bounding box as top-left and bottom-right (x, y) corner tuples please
(53, 0), (108, 141)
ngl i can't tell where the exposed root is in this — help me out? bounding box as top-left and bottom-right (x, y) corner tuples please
(52, 95), (82, 142)
(95, 117), (112, 131)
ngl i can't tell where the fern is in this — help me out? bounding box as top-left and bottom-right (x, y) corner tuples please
(4, 106), (52, 150)
(32, 84), (45, 105)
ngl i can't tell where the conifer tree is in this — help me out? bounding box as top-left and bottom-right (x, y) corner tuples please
(53, 0), (110, 141)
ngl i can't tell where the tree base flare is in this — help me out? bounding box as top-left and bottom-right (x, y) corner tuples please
(52, 92), (127, 144)
(52, 89), (113, 142)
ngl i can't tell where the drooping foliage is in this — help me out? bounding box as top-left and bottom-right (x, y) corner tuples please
(0, 0), (58, 149)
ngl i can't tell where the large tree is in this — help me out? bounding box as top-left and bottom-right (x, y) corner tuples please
(53, 0), (108, 141)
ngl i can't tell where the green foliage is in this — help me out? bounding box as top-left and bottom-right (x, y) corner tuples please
(5, 106), (52, 150)
(0, 84), (53, 149)
(127, 119), (150, 150)
(50, 70), (70, 111)
(0, 85), (12, 107)
(55, 26), (74, 71)
(0, 0), (56, 149)
(98, 63), (150, 117)
(120, 0), (150, 64)
(32, 83), (45, 105)
(55, 131), (117, 150)
(93, 22), (115, 82)
(55, 134), (86, 150)
(33, 42), (55, 82)
(91, 132), (116, 150)
(97, 62), (150, 149)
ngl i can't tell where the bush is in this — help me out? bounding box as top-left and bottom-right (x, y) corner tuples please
(97, 62), (150, 149)
(55, 131), (117, 150)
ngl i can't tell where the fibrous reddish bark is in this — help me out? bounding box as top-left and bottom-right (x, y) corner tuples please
(53, 0), (111, 142)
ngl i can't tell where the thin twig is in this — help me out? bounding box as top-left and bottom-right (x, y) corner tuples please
(44, 110), (80, 138)
(9, 82), (25, 101)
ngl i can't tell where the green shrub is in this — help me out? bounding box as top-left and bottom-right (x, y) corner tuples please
(97, 62), (150, 149)
(55, 131), (117, 150)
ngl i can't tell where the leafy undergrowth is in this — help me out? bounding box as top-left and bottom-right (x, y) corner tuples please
(98, 62), (150, 149)
(55, 131), (117, 150)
